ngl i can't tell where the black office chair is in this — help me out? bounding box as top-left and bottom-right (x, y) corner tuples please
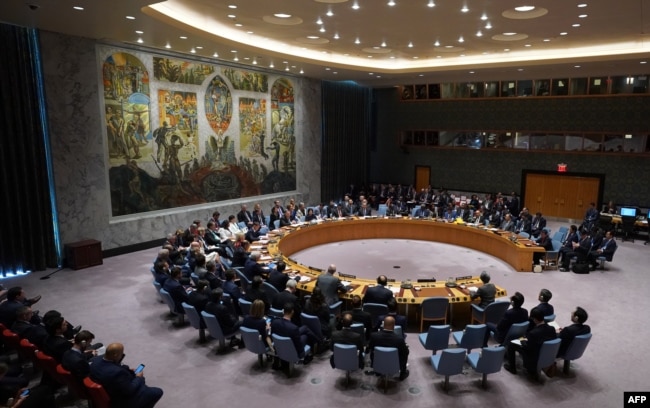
(598, 214), (613, 233)
(621, 216), (636, 242)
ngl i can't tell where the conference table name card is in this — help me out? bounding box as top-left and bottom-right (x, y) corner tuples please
(339, 272), (357, 279)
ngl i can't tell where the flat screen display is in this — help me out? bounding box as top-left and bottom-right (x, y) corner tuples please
(620, 207), (637, 217)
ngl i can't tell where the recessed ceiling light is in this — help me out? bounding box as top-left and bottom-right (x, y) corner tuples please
(376, 76), (381, 78)
(333, 72), (338, 74)
(485, 22), (492, 29)
(434, 40), (440, 46)
(367, 55), (373, 58)
(274, 13), (291, 18)
(572, 23), (581, 27)
(518, 68), (524, 71)
(228, 14), (236, 18)
(190, 48), (196, 53)
(270, 62), (274, 68)
(476, 30), (483, 37)
(408, 41), (414, 47)
(574, 65), (581, 68)
(388, 0), (396, 6)
(136, 38), (143, 44)
(235, 23), (243, 27)
(560, 32), (568, 36)
(228, 5), (237, 9)
(461, 5), (469, 12)
(355, 38), (361, 44)
(352, 1), (360, 10)
(381, 41), (387, 47)
(196, 46), (203, 49)
(125, 16), (135, 20)
(307, 36), (319, 39)
(579, 14), (588, 18)
(419, 74), (424, 77)
(73, 6), (84, 11)
(231, 50), (237, 53)
(428, 0), (435, 7)
(577, 3), (587, 7)
(300, 69), (304, 74)
(325, 67), (331, 70)
(212, 52), (218, 57)
(135, 30), (143, 34)
(243, 57), (249, 60)
(316, 17), (323, 24)
(515, 6), (535, 12)
(503, 32), (517, 36)
(247, 31), (254, 34)
(504, 48), (510, 51)
(469, 71), (475, 74)
(413, 56), (419, 59)
(481, 13), (487, 21)
(319, 27), (326, 32)
(233, 56), (238, 61)
(180, 36), (188, 39)
(326, 9), (333, 17)
(458, 36), (464, 43)
(333, 33), (340, 39)
(252, 59), (257, 65)
(524, 44), (531, 47)
(165, 43), (172, 49)
(641, 61), (648, 64)
(445, 45), (453, 48)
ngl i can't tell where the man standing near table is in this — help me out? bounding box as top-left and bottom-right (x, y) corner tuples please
(316, 264), (346, 305)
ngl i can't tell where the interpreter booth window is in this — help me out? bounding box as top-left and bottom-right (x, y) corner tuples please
(428, 84), (441, 99)
(426, 131), (440, 146)
(545, 134), (567, 151)
(500, 81), (516, 97)
(551, 78), (569, 96)
(413, 131), (426, 146)
(604, 135), (647, 153)
(458, 82), (484, 98)
(485, 133), (514, 148)
(610, 75), (649, 94)
(529, 134), (552, 150)
(441, 83), (459, 99)
(570, 78), (588, 95)
(534, 79), (551, 96)
(510, 133), (533, 149)
(484, 81), (499, 97)
(589, 76), (609, 95)
(401, 131), (414, 145)
(517, 80), (533, 97)
(415, 84), (428, 99)
(582, 135), (604, 152)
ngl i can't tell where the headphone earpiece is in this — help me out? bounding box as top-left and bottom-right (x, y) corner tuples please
(81, 340), (87, 347)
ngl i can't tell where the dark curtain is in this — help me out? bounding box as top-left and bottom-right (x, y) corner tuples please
(321, 81), (371, 202)
(0, 24), (59, 276)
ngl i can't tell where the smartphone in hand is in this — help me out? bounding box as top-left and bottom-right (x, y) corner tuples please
(134, 364), (145, 374)
(20, 389), (30, 397)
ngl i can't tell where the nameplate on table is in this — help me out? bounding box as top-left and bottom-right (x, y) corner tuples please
(339, 272), (356, 279)
(455, 275), (472, 281)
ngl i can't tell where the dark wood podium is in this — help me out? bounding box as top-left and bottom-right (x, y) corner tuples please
(65, 239), (103, 270)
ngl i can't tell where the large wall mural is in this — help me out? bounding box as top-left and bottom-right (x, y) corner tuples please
(101, 47), (297, 216)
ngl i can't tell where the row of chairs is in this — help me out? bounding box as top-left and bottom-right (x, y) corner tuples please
(1, 326), (110, 408)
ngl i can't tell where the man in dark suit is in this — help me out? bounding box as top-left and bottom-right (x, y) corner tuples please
(11, 306), (48, 348)
(245, 221), (263, 242)
(0, 286), (41, 328)
(89, 343), (163, 408)
(505, 307), (557, 375)
(188, 280), (210, 315)
(533, 229), (554, 265)
(61, 330), (96, 381)
(587, 230), (617, 270)
(530, 212), (547, 238)
(222, 269), (242, 314)
(316, 264), (346, 305)
(43, 316), (72, 362)
(557, 307), (591, 356)
(470, 271), (496, 308)
(558, 224), (579, 264)
(485, 292), (528, 346)
(376, 298), (407, 335)
(204, 288), (241, 338)
(368, 316), (409, 380)
(267, 261), (290, 292)
(271, 303), (315, 365)
(162, 267), (189, 315)
(245, 276), (271, 312)
(237, 204), (253, 227)
(560, 229), (593, 271)
(363, 275), (394, 305)
(342, 295), (373, 342)
(330, 312), (364, 369)
(272, 280), (302, 325)
(414, 204), (431, 218)
(243, 252), (269, 281)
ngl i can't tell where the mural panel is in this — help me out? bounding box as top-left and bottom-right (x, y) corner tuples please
(102, 47), (297, 217)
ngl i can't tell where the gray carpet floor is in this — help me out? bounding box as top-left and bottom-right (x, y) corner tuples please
(5, 220), (649, 408)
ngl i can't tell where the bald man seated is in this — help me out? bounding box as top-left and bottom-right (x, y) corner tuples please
(90, 343), (163, 408)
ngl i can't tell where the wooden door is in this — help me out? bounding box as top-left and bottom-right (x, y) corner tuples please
(414, 166), (431, 192)
(524, 173), (601, 219)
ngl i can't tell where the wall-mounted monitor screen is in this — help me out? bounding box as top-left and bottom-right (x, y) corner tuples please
(620, 207), (637, 217)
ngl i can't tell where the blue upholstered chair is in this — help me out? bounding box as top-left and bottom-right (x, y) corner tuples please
(273, 220), (280, 229)
(372, 346), (400, 393)
(363, 303), (389, 327)
(234, 267), (251, 293)
(533, 338), (562, 381)
(238, 298), (252, 316)
(159, 288), (184, 325)
(262, 281), (280, 296)
(467, 346), (506, 388)
(300, 312), (324, 343)
(201, 310), (240, 353)
(544, 314), (556, 323)
(332, 343), (361, 388)
(543, 240), (562, 270)
(153, 280), (163, 303)
(240, 326), (271, 368)
(497, 321), (529, 347)
(182, 302), (206, 342)
(420, 297), (449, 332)
(329, 300), (343, 318)
(190, 272), (199, 286)
(269, 307), (284, 319)
(558, 333), (592, 374)
(431, 348), (466, 391)
(471, 301), (509, 325)
(452, 324), (487, 354)
(418, 324), (450, 355)
(272, 333), (311, 378)
(350, 323), (365, 342)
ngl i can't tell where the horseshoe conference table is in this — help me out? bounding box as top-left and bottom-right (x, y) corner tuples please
(264, 218), (540, 324)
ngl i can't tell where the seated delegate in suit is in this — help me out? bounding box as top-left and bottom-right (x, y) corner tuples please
(270, 303), (316, 365)
(243, 252), (269, 281)
(61, 330), (97, 381)
(533, 229), (554, 265)
(162, 267), (189, 315)
(376, 298), (407, 335)
(315, 264), (346, 305)
(500, 214), (516, 232)
(586, 230), (617, 270)
(304, 208), (317, 222)
(245, 222), (263, 243)
(242, 299), (274, 352)
(11, 306), (48, 348)
(362, 275), (394, 305)
(504, 307), (556, 375)
(485, 292), (528, 347)
(368, 316), (410, 381)
(341, 295), (373, 342)
(413, 204), (431, 218)
(559, 229), (592, 271)
(89, 343), (163, 408)
(222, 269), (242, 314)
(530, 212), (547, 238)
(330, 313), (364, 369)
(557, 307), (591, 357)
(0, 287), (41, 328)
(279, 210), (295, 227)
(237, 204), (253, 227)
(43, 316), (72, 362)
(271, 279), (302, 326)
(533, 289), (554, 318)
(267, 261), (291, 293)
(558, 224), (579, 264)
(245, 276), (271, 313)
(188, 280), (210, 316)
(303, 287), (332, 338)
(204, 288), (242, 341)
(470, 271), (496, 308)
